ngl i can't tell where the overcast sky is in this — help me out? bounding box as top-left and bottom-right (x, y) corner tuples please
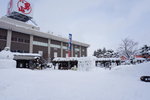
(1, 0), (150, 55)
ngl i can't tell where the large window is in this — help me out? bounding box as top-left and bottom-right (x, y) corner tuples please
(0, 35), (7, 40)
(54, 52), (58, 58)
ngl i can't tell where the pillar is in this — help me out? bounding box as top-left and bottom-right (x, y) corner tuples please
(29, 35), (33, 53)
(48, 39), (51, 62)
(71, 44), (73, 57)
(6, 30), (12, 48)
(61, 42), (63, 57)
(79, 46), (82, 57)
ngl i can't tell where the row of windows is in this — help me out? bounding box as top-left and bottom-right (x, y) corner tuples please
(0, 35), (7, 40)
(33, 41), (68, 49)
(12, 37), (30, 43)
(11, 50), (29, 53)
(0, 35), (85, 51)
(33, 41), (85, 52)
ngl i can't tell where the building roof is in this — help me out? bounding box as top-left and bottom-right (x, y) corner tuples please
(53, 56), (120, 62)
(0, 16), (90, 47)
(13, 52), (41, 60)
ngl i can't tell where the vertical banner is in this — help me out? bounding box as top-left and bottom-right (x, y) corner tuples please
(68, 34), (72, 57)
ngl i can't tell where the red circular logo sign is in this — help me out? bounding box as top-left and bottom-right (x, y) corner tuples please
(17, 0), (32, 14)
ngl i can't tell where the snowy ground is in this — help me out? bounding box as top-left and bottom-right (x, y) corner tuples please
(0, 62), (150, 100)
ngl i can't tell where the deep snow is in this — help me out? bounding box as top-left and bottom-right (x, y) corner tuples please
(0, 62), (150, 100)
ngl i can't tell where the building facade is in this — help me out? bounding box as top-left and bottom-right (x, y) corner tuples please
(0, 17), (89, 61)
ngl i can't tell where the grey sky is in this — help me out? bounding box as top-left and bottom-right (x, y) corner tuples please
(1, 0), (150, 55)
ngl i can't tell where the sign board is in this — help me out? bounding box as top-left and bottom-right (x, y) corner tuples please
(7, 0), (33, 18)
(68, 34), (72, 57)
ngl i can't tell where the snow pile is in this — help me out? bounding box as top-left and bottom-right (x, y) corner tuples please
(0, 47), (16, 69)
(112, 62), (150, 77)
(0, 47), (14, 59)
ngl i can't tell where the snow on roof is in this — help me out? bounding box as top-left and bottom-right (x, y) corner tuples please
(53, 56), (120, 62)
(78, 56), (97, 61)
(13, 52), (42, 60)
(134, 58), (145, 60)
(13, 52), (41, 57)
(53, 57), (79, 61)
(96, 58), (121, 61)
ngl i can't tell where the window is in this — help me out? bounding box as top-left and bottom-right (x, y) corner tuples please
(24, 39), (30, 43)
(18, 38), (23, 42)
(66, 53), (69, 57)
(54, 52), (58, 58)
(82, 49), (85, 52)
(12, 37), (17, 41)
(38, 51), (43, 56)
(0, 35), (6, 40)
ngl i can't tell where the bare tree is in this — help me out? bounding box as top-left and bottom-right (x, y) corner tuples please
(118, 38), (138, 59)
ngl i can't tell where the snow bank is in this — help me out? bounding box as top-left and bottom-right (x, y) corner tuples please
(0, 47), (16, 69)
(112, 62), (150, 77)
(0, 63), (150, 100)
(0, 49), (14, 59)
(0, 59), (16, 69)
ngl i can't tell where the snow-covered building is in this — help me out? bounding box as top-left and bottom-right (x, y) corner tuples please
(53, 56), (121, 70)
(53, 57), (96, 70)
(95, 58), (121, 68)
(0, 16), (89, 62)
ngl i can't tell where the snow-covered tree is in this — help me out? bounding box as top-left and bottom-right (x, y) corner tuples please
(93, 48), (119, 58)
(140, 45), (150, 54)
(118, 38), (138, 59)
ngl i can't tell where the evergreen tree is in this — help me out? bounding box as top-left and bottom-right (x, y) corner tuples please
(139, 45), (150, 60)
(93, 48), (119, 58)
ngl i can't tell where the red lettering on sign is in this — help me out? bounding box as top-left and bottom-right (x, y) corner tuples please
(17, 0), (32, 14)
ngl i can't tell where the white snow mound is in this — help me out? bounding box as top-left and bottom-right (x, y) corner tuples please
(0, 48), (16, 69)
(0, 49), (14, 59)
